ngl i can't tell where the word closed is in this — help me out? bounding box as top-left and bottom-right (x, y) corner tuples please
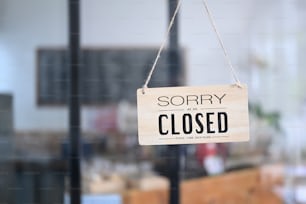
(137, 85), (249, 145)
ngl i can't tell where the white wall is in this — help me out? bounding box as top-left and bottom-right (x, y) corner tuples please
(0, 0), (68, 131)
(0, 0), (254, 131)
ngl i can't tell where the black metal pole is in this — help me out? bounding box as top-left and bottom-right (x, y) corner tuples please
(168, 1), (181, 204)
(68, 0), (81, 204)
(168, 0), (180, 85)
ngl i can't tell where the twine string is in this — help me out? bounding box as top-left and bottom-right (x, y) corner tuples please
(142, 0), (183, 94)
(142, 0), (242, 94)
(200, 0), (241, 87)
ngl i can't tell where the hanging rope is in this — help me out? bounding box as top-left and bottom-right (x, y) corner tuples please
(142, 0), (183, 94)
(200, 0), (241, 87)
(142, 0), (242, 94)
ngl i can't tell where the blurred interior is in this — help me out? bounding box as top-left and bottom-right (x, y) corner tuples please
(1, 0), (306, 203)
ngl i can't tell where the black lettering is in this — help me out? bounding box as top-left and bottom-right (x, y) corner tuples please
(214, 94), (226, 104)
(182, 114), (192, 134)
(186, 95), (199, 106)
(171, 114), (180, 134)
(195, 113), (204, 133)
(158, 115), (169, 135)
(157, 96), (169, 107)
(201, 94), (213, 104)
(218, 112), (228, 133)
(206, 112), (215, 133)
(170, 96), (185, 106)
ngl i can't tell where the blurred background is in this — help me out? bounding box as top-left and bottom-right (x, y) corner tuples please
(1, 0), (306, 203)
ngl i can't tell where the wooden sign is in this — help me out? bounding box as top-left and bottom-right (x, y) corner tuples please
(137, 84), (249, 145)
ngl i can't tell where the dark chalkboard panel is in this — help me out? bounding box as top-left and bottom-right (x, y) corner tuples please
(37, 48), (182, 105)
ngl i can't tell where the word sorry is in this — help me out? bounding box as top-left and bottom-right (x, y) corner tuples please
(157, 94), (226, 107)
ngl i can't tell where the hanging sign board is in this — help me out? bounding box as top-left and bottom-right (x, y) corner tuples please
(137, 84), (249, 145)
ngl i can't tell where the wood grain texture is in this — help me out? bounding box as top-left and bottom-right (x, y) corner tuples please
(123, 168), (282, 204)
(123, 190), (168, 204)
(137, 84), (249, 145)
(181, 168), (259, 204)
